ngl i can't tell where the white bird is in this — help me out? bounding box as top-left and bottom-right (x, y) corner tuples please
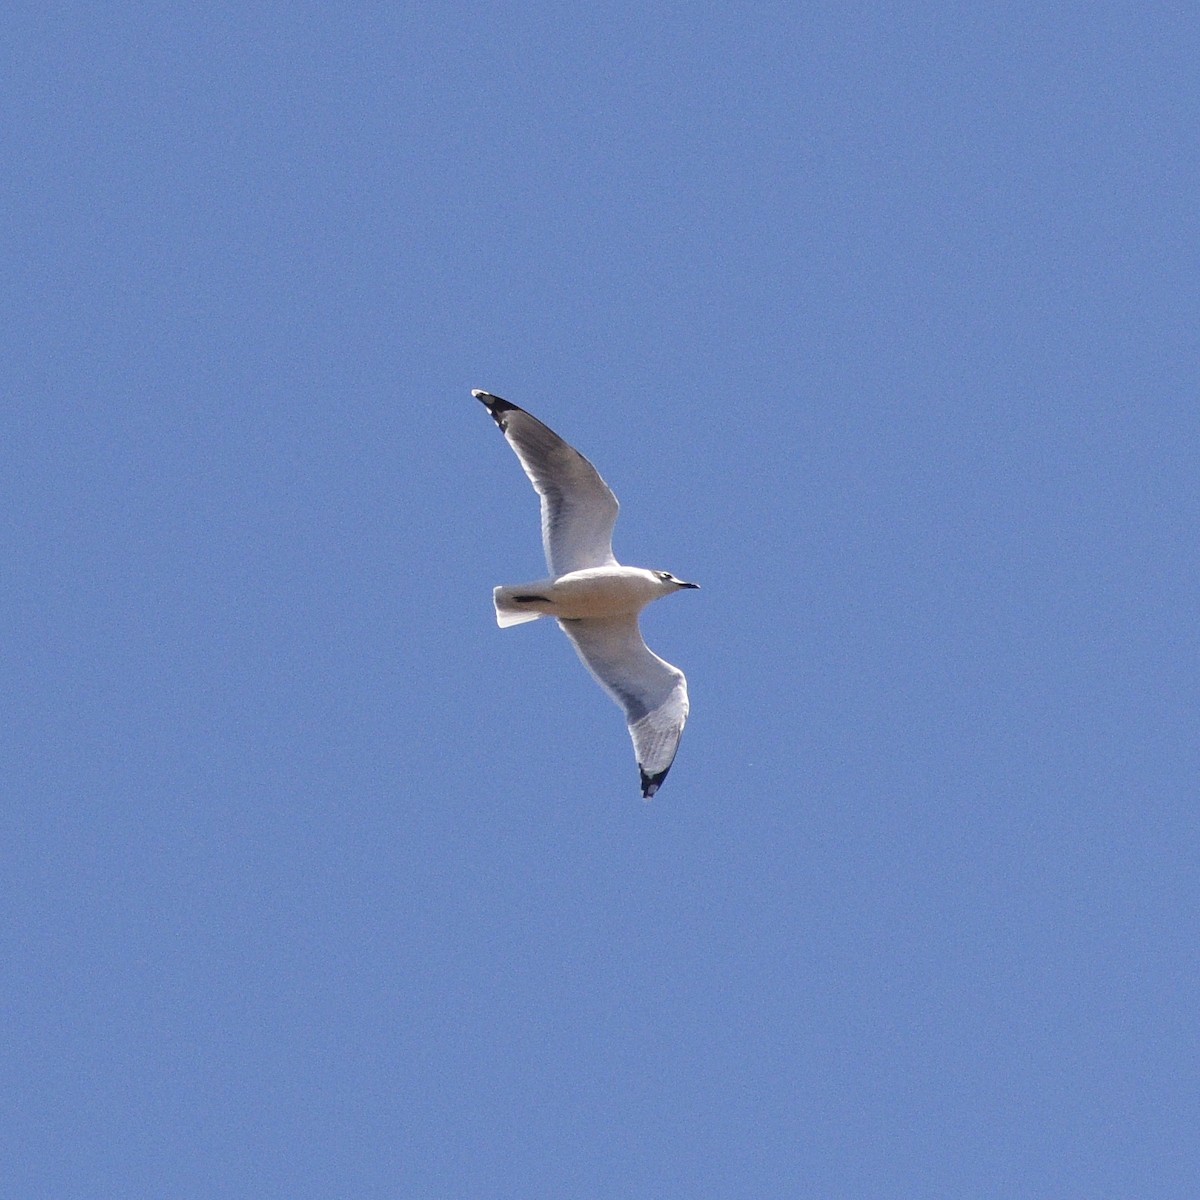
(472, 390), (698, 799)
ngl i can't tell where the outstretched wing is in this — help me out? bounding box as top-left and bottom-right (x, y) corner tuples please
(557, 614), (689, 799)
(474, 390), (619, 576)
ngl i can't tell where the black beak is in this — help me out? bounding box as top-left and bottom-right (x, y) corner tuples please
(678, 580), (700, 589)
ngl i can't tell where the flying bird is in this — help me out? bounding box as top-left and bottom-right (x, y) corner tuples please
(472, 390), (698, 798)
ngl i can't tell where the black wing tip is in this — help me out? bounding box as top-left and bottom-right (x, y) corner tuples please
(472, 389), (520, 429)
(640, 765), (672, 800)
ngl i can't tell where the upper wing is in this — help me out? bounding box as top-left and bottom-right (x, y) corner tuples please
(474, 391), (619, 576)
(557, 614), (689, 799)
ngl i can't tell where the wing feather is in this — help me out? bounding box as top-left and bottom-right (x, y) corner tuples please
(474, 391), (619, 575)
(557, 614), (689, 798)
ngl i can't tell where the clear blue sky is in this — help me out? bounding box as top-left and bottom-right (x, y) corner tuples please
(4, 3), (1197, 1196)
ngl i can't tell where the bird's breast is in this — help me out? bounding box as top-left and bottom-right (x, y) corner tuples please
(549, 567), (659, 618)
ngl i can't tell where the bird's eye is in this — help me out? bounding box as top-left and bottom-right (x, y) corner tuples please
(658, 572), (672, 581)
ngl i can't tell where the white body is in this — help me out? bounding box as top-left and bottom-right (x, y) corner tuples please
(494, 566), (678, 625)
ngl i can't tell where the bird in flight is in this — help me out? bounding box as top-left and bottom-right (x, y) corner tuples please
(472, 390), (698, 799)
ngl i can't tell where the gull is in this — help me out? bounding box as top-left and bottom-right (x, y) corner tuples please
(472, 390), (698, 799)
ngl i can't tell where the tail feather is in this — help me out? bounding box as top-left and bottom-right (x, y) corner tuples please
(493, 584), (553, 628)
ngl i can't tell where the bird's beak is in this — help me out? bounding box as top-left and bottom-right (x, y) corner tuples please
(678, 580), (700, 589)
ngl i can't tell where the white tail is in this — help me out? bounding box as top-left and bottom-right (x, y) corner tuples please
(493, 584), (554, 628)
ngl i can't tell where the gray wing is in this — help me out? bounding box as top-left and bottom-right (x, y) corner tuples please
(474, 391), (619, 576)
(557, 614), (689, 799)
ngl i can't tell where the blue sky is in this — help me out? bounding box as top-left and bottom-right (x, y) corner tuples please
(4, 2), (1197, 1196)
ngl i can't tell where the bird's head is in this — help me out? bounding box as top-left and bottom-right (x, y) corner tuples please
(654, 570), (700, 591)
